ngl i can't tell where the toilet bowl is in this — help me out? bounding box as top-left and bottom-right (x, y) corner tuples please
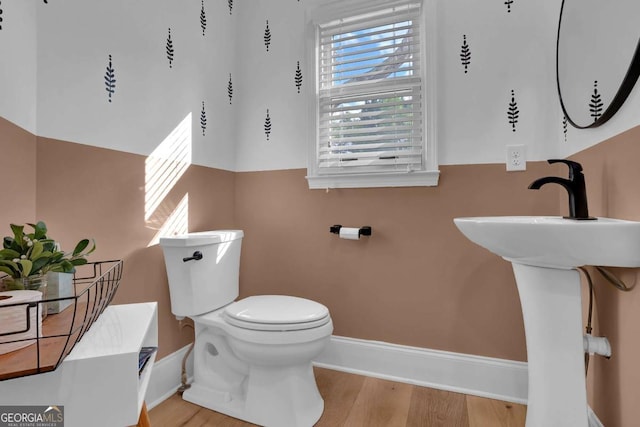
(160, 231), (333, 427)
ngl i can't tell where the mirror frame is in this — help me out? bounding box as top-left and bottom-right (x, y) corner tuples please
(556, 0), (640, 129)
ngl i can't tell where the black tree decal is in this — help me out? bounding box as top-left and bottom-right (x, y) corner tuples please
(562, 115), (568, 142)
(295, 61), (303, 93)
(505, 0), (514, 13)
(200, 0), (206, 36)
(264, 109), (272, 141)
(227, 73), (233, 104)
(166, 28), (174, 68)
(0, 2), (3, 30)
(589, 80), (603, 122)
(104, 54), (116, 103)
(200, 101), (207, 136)
(460, 35), (471, 74)
(264, 20), (271, 52)
(507, 90), (519, 132)
(228, 0), (233, 15)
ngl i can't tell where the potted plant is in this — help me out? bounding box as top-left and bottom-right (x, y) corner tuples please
(0, 221), (95, 300)
(0, 222), (95, 354)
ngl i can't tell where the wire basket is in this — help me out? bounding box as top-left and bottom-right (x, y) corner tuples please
(0, 260), (123, 381)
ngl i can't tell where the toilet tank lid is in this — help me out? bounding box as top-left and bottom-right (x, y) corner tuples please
(159, 230), (244, 247)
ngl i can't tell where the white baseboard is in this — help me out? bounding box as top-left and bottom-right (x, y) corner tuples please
(314, 335), (529, 404)
(143, 336), (608, 425)
(145, 344), (193, 410)
(588, 407), (604, 427)
(146, 335), (528, 409)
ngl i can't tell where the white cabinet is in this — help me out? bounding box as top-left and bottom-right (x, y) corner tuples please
(0, 302), (158, 427)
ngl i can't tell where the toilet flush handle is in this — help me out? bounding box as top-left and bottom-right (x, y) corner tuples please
(183, 251), (203, 262)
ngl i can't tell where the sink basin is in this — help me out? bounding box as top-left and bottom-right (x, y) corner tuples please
(454, 216), (640, 269)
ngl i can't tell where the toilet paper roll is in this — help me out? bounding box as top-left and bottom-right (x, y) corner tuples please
(339, 227), (360, 240)
(0, 290), (43, 355)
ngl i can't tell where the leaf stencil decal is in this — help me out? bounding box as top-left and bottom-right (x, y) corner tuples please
(505, 0), (514, 13)
(200, 0), (206, 36)
(228, 0), (233, 15)
(166, 28), (174, 68)
(264, 20), (271, 52)
(227, 73), (233, 104)
(264, 109), (272, 141)
(460, 35), (471, 73)
(590, 80), (603, 122)
(295, 61), (303, 93)
(563, 115), (568, 142)
(104, 54), (116, 103)
(507, 90), (519, 132)
(200, 101), (207, 136)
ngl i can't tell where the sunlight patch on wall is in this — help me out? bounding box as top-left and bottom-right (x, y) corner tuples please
(145, 113), (192, 246)
(148, 193), (189, 247)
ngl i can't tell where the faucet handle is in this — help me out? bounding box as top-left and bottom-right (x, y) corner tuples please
(547, 159), (583, 178)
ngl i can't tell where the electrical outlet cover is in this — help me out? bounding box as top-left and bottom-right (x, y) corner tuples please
(506, 144), (526, 171)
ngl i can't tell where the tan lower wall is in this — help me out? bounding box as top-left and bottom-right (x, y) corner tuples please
(235, 164), (563, 362)
(34, 136), (236, 359)
(570, 125), (640, 427)
(10, 113), (567, 363)
(0, 117), (37, 225)
(26, 121), (562, 363)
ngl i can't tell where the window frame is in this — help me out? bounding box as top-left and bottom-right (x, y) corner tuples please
(306, 0), (439, 189)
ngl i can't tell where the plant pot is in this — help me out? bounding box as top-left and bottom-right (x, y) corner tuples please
(45, 272), (74, 314)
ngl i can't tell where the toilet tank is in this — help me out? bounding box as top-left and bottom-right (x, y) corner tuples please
(159, 230), (243, 317)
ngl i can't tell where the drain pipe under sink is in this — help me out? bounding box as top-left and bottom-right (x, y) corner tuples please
(584, 334), (611, 358)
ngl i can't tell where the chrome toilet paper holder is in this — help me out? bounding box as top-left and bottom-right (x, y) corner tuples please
(329, 225), (372, 237)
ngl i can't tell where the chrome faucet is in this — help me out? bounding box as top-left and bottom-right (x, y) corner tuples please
(528, 159), (595, 220)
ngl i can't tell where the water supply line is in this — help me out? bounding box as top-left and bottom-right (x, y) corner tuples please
(177, 318), (195, 395)
(577, 266), (634, 376)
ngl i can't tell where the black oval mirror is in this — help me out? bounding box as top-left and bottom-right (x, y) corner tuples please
(557, 0), (640, 129)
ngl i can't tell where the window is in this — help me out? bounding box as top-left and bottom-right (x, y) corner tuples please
(307, 0), (438, 189)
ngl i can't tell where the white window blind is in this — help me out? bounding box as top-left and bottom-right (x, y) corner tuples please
(317, 3), (424, 176)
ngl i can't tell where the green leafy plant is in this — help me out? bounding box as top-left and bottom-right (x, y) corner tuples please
(0, 221), (95, 287)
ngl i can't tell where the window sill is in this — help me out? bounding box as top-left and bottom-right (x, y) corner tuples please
(306, 169), (440, 189)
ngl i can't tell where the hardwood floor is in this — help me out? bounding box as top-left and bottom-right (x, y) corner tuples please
(149, 367), (526, 426)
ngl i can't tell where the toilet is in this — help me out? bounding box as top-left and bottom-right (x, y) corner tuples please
(160, 230), (333, 427)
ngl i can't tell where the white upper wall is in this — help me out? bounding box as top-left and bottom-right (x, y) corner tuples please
(558, 81), (640, 158)
(233, 0), (563, 171)
(436, 0), (561, 166)
(1, 1), (639, 171)
(232, 0), (640, 171)
(35, 0), (237, 171)
(233, 0), (308, 172)
(0, 1), (37, 134)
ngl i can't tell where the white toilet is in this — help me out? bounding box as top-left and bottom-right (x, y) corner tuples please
(159, 230), (333, 427)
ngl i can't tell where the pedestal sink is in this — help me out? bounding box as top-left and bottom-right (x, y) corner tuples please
(454, 216), (640, 427)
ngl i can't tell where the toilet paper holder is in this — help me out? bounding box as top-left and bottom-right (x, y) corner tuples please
(329, 225), (372, 237)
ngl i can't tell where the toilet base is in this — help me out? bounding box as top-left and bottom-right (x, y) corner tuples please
(183, 362), (324, 427)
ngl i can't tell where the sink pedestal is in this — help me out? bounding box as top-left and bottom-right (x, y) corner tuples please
(454, 215), (640, 426)
(512, 263), (589, 427)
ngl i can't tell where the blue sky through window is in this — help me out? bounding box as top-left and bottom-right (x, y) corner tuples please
(331, 20), (414, 85)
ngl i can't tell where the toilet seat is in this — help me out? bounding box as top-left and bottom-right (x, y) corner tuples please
(223, 295), (330, 331)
